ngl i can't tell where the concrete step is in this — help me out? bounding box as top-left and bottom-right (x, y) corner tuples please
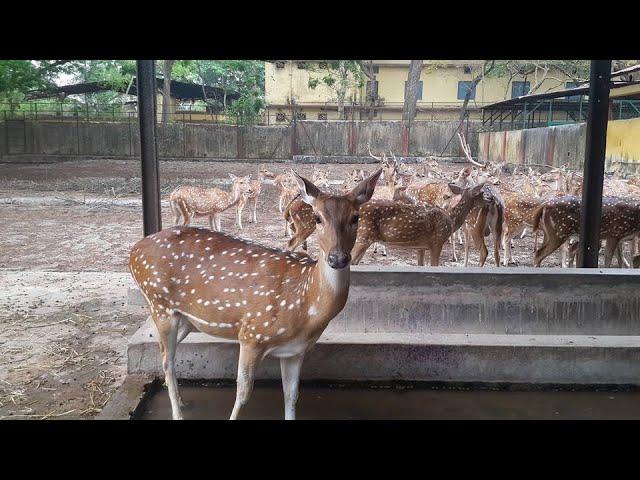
(128, 318), (640, 385)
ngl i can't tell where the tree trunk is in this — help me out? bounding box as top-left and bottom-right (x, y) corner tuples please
(402, 60), (423, 124)
(162, 60), (175, 124)
(459, 60), (495, 122)
(337, 92), (345, 120)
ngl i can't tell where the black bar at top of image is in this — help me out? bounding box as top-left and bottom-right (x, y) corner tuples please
(137, 60), (162, 237)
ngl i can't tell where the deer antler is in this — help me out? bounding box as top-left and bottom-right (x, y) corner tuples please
(367, 143), (382, 162)
(457, 132), (485, 168)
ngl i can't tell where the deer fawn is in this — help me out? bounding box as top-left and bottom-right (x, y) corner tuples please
(129, 169), (382, 420)
(169, 174), (253, 232)
(236, 170), (267, 226)
(350, 183), (486, 266)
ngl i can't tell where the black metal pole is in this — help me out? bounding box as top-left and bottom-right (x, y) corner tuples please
(577, 60), (612, 268)
(137, 60), (162, 236)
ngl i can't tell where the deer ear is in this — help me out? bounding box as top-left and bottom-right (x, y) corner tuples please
(448, 183), (463, 195)
(348, 168), (382, 207)
(293, 172), (321, 207)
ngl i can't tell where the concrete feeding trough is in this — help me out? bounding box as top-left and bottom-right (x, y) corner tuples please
(102, 266), (640, 419)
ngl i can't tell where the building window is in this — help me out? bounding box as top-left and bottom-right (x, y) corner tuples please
(404, 80), (423, 101)
(318, 61), (328, 69)
(275, 61), (285, 69)
(463, 65), (472, 74)
(276, 112), (286, 122)
(457, 81), (476, 100)
(511, 81), (530, 99)
(297, 61), (306, 69)
(318, 113), (328, 120)
(565, 81), (580, 101)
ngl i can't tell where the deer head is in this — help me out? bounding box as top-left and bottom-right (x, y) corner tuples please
(229, 174), (254, 199)
(293, 169), (382, 269)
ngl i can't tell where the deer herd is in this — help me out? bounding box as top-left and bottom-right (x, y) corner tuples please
(130, 132), (640, 420)
(166, 134), (640, 270)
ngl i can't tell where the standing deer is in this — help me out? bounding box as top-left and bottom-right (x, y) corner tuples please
(169, 174), (253, 232)
(350, 183), (486, 266)
(532, 195), (640, 267)
(500, 190), (545, 266)
(237, 170), (267, 226)
(129, 169), (382, 420)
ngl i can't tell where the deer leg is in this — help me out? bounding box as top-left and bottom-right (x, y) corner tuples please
(534, 231), (564, 267)
(213, 213), (222, 232)
(430, 244), (443, 266)
(450, 233), (458, 262)
(157, 312), (184, 420)
(280, 353), (305, 420)
(230, 344), (263, 420)
(351, 242), (371, 265)
(236, 204), (244, 231)
(604, 238), (620, 268)
(252, 198), (258, 223)
(208, 215), (215, 231)
(472, 213), (489, 267)
(463, 226), (471, 267)
(417, 249), (425, 266)
(171, 201), (181, 225)
(619, 243), (631, 268)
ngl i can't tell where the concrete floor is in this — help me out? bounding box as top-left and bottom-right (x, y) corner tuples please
(139, 383), (640, 420)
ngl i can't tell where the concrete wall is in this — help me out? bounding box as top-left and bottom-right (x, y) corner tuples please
(478, 118), (640, 175)
(127, 266), (640, 384)
(327, 267), (640, 336)
(0, 119), (480, 162)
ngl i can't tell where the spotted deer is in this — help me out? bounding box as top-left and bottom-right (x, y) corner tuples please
(350, 183), (486, 266)
(341, 168), (365, 193)
(129, 169), (382, 420)
(460, 182), (505, 267)
(274, 171), (298, 213)
(282, 168), (332, 244)
(532, 195), (640, 267)
(500, 190), (545, 265)
(237, 169), (268, 225)
(169, 174), (253, 232)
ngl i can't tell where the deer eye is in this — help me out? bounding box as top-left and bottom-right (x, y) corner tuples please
(314, 214), (322, 224)
(352, 214), (359, 224)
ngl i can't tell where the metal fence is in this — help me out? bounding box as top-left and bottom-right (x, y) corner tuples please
(0, 100), (492, 126)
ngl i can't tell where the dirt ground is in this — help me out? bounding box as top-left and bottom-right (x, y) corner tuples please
(0, 158), (568, 419)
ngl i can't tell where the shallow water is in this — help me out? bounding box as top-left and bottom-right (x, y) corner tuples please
(139, 383), (640, 420)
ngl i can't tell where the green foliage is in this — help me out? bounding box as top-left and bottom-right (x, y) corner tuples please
(306, 60), (364, 98)
(192, 60), (265, 123)
(0, 60), (77, 103)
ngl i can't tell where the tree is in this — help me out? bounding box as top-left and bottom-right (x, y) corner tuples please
(459, 60), (495, 121)
(402, 60), (424, 123)
(191, 60), (264, 124)
(307, 61), (364, 120)
(161, 60), (175, 123)
(0, 60), (77, 104)
(358, 60), (377, 120)
(489, 60), (591, 99)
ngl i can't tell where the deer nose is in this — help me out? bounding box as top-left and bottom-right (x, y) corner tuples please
(327, 251), (350, 269)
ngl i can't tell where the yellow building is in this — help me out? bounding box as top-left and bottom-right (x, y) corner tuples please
(265, 60), (576, 122)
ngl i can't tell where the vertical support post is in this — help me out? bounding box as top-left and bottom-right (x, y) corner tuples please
(577, 60), (612, 268)
(579, 96), (583, 121)
(137, 60), (162, 237)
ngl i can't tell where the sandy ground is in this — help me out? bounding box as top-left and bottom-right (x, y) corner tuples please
(0, 158), (572, 419)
